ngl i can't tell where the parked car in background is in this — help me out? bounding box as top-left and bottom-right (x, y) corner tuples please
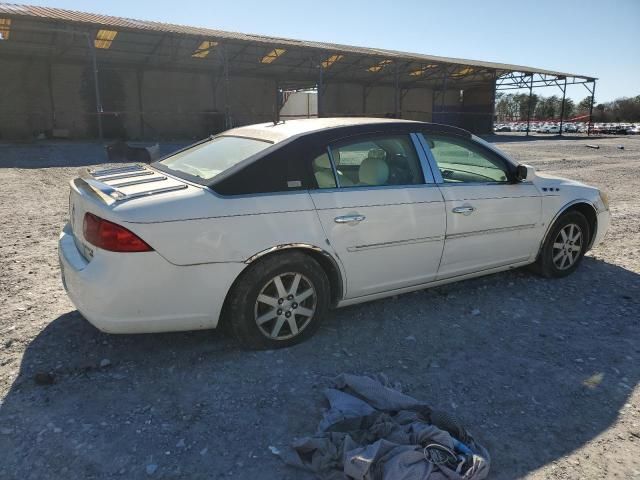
(59, 118), (611, 348)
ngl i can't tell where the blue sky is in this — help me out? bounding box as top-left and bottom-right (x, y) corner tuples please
(11, 0), (639, 103)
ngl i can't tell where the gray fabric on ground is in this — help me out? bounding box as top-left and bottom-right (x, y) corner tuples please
(276, 374), (490, 480)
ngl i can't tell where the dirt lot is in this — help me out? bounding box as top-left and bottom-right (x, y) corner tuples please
(1, 135), (639, 479)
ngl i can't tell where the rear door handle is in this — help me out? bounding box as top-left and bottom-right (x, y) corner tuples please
(334, 214), (366, 224)
(452, 206), (475, 215)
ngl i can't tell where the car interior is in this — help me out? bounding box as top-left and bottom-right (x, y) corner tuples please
(313, 136), (423, 188)
(426, 136), (510, 183)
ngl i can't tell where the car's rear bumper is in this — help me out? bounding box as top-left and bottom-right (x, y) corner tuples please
(58, 223), (245, 334)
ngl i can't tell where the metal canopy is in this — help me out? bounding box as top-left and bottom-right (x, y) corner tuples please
(0, 3), (599, 139)
(0, 3), (596, 90)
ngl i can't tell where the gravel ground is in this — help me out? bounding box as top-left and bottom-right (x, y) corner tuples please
(0, 135), (639, 479)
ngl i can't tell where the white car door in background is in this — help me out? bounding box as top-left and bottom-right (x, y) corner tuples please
(310, 133), (446, 299)
(419, 133), (543, 279)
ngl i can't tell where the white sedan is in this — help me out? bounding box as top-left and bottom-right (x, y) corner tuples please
(59, 118), (610, 348)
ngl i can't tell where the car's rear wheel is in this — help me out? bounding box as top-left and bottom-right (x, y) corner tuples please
(535, 210), (589, 278)
(225, 252), (330, 349)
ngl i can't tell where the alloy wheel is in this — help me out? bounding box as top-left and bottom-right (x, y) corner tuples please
(552, 223), (583, 270)
(254, 272), (317, 340)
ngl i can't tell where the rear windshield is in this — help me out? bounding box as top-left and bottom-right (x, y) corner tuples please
(158, 136), (272, 181)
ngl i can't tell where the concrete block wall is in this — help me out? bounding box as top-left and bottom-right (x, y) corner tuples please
(322, 82), (363, 116)
(224, 76), (277, 127)
(322, 82), (435, 121)
(0, 55), (494, 139)
(401, 88), (433, 121)
(139, 70), (215, 139)
(0, 57), (278, 140)
(0, 58), (52, 139)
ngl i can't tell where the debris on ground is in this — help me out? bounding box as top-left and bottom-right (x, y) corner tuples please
(275, 374), (490, 479)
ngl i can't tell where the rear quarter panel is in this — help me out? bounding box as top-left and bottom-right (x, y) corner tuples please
(116, 191), (330, 266)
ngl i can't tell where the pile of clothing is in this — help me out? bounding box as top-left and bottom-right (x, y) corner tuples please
(276, 374), (490, 480)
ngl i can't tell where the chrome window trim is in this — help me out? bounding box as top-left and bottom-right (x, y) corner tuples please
(437, 181), (534, 187)
(309, 183), (439, 195)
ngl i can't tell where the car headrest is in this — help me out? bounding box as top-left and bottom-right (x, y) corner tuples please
(359, 157), (389, 185)
(314, 153), (332, 169)
(314, 170), (336, 188)
(367, 148), (386, 160)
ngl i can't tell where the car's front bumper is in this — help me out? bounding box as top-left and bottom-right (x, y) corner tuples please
(592, 208), (611, 249)
(58, 223), (245, 334)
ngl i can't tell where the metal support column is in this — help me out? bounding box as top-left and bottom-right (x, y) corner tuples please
(136, 70), (145, 139)
(489, 70), (497, 133)
(223, 45), (231, 129)
(526, 74), (533, 136)
(393, 62), (400, 118)
(86, 33), (103, 141)
(362, 86), (367, 115)
(587, 80), (596, 136)
(317, 61), (324, 118)
(439, 70), (448, 123)
(46, 61), (56, 130)
(274, 80), (280, 124)
(558, 77), (567, 137)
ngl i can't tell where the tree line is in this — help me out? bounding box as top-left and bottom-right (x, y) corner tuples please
(495, 93), (640, 122)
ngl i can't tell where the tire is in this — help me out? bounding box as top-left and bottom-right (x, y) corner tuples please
(225, 252), (330, 349)
(534, 210), (590, 278)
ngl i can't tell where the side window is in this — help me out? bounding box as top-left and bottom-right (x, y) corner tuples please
(314, 135), (423, 188)
(426, 135), (511, 183)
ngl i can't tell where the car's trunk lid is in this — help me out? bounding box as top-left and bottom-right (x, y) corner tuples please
(68, 164), (190, 260)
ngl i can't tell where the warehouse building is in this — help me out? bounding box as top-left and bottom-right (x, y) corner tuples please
(0, 4), (596, 140)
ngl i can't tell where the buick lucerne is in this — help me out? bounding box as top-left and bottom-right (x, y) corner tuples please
(59, 118), (610, 348)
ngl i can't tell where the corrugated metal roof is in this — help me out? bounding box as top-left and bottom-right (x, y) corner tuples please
(0, 3), (594, 80)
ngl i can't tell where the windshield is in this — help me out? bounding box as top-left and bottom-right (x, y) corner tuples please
(158, 136), (272, 181)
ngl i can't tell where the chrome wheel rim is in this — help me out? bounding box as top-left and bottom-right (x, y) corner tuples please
(552, 223), (583, 270)
(254, 272), (317, 340)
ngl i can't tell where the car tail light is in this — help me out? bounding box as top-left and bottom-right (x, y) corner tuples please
(83, 213), (153, 252)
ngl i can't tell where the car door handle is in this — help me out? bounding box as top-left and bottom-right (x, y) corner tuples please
(452, 206), (475, 215)
(334, 214), (366, 224)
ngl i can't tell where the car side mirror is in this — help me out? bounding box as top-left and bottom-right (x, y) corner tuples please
(516, 165), (528, 181)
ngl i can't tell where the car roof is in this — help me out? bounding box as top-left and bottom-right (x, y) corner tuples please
(223, 117), (468, 143)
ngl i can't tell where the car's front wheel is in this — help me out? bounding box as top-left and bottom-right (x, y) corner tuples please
(535, 210), (590, 278)
(225, 252), (330, 349)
